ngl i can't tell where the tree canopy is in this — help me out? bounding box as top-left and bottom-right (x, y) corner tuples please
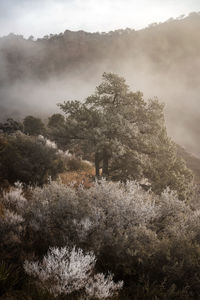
(48, 113), (65, 129)
(57, 72), (192, 199)
(23, 115), (45, 136)
(0, 118), (23, 134)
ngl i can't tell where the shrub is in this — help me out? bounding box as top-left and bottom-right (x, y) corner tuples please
(24, 246), (122, 299)
(0, 118), (23, 134)
(23, 116), (45, 136)
(26, 180), (200, 297)
(85, 272), (123, 299)
(0, 133), (64, 186)
(1, 179), (200, 298)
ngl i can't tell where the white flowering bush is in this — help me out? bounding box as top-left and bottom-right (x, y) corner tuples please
(24, 246), (122, 298)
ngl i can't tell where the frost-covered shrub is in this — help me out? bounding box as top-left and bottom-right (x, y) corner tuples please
(26, 181), (80, 247)
(38, 135), (57, 149)
(1, 209), (24, 226)
(24, 246), (95, 296)
(85, 272), (123, 299)
(0, 184), (26, 262)
(24, 246), (122, 298)
(25, 179), (190, 255)
(87, 179), (158, 226)
(2, 182), (27, 212)
(75, 180), (159, 258)
(2, 179), (200, 298)
(23, 179), (158, 255)
(0, 184), (25, 233)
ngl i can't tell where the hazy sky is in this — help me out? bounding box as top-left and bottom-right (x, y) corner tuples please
(0, 0), (200, 37)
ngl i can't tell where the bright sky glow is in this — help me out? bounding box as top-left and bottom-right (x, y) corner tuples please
(0, 0), (199, 37)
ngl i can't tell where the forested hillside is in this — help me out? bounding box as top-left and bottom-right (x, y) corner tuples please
(0, 12), (200, 154)
(1, 12), (200, 82)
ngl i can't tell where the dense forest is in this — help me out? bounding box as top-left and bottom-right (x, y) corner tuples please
(0, 12), (200, 154)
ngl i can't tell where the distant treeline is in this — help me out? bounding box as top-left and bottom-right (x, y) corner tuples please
(0, 12), (200, 82)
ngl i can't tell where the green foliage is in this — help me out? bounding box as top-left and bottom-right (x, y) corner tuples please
(47, 114), (71, 151)
(23, 115), (45, 136)
(58, 72), (193, 199)
(0, 133), (64, 185)
(48, 113), (65, 129)
(0, 118), (23, 134)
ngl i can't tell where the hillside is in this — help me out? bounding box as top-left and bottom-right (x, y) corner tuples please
(0, 12), (200, 154)
(1, 13), (200, 82)
(177, 145), (200, 184)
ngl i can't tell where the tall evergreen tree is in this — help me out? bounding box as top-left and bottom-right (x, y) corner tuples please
(58, 72), (193, 199)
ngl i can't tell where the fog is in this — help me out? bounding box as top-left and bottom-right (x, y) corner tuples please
(1, 0), (199, 37)
(0, 14), (200, 156)
(0, 77), (97, 120)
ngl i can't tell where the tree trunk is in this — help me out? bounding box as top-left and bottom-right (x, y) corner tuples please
(102, 148), (109, 177)
(95, 152), (100, 177)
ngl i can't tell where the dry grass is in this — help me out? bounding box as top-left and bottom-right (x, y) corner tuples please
(59, 168), (95, 189)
